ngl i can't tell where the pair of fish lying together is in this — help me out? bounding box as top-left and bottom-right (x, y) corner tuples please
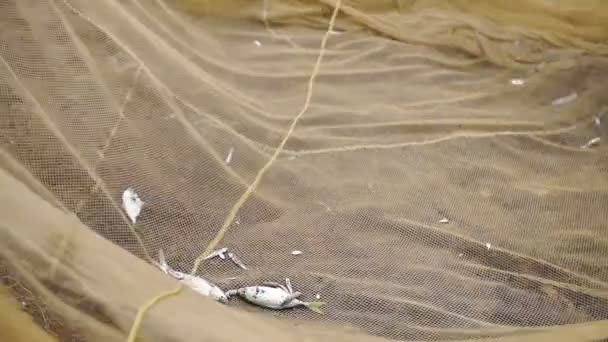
(153, 250), (325, 314)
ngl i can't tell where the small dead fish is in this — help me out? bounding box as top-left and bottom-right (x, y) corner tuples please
(122, 187), (144, 223)
(179, 274), (229, 303)
(204, 247), (228, 260)
(510, 78), (526, 86)
(156, 249), (228, 303)
(227, 280), (325, 314)
(581, 137), (601, 149)
(551, 92), (577, 106)
(439, 218), (449, 224)
(291, 250), (303, 256)
(227, 252), (248, 270)
(225, 147), (234, 164)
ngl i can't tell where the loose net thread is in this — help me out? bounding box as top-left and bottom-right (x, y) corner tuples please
(126, 1), (343, 340)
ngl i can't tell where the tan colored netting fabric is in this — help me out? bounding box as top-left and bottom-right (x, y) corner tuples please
(1, 0), (608, 341)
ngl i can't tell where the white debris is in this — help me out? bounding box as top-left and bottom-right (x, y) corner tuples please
(551, 92), (577, 106)
(155, 249), (227, 302)
(594, 116), (601, 126)
(486, 243), (491, 250)
(163, 113), (176, 120)
(439, 218), (449, 224)
(21, 301), (27, 307)
(458, 253), (464, 258)
(203, 248), (247, 269)
(315, 293), (321, 299)
(291, 250), (303, 255)
(122, 187), (144, 223)
(204, 247), (228, 260)
(535, 62), (545, 72)
(510, 78), (526, 86)
(367, 183), (374, 193)
(225, 147), (234, 164)
(581, 137), (601, 149)
(253, 40), (261, 47)
(318, 201), (332, 212)
(228, 252), (248, 270)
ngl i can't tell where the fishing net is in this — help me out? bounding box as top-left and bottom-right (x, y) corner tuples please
(1, 0), (608, 341)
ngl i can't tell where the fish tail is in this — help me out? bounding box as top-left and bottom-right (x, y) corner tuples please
(303, 301), (326, 315)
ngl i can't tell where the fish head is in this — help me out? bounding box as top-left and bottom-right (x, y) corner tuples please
(241, 286), (266, 300)
(211, 287), (229, 304)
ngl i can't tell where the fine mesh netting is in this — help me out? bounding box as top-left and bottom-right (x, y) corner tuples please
(1, 0), (608, 341)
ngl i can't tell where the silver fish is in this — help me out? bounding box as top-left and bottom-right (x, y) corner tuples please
(155, 249), (228, 303)
(226, 279), (325, 314)
(551, 92), (577, 106)
(581, 137), (601, 149)
(122, 187), (143, 223)
(203, 247), (228, 260)
(227, 252), (248, 270)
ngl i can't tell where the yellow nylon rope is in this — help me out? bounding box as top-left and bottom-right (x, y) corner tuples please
(126, 284), (182, 342)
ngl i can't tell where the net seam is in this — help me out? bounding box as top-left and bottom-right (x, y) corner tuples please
(290, 120), (584, 155)
(73, 67), (142, 215)
(53, 68), (145, 280)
